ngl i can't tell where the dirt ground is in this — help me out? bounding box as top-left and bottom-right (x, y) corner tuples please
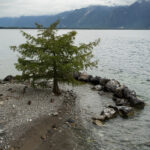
(10, 101), (83, 150)
(0, 82), (85, 150)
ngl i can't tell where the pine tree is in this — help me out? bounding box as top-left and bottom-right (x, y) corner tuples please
(11, 21), (100, 95)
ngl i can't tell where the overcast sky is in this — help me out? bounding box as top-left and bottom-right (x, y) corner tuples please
(0, 0), (140, 18)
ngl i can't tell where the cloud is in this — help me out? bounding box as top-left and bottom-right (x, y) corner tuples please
(0, 0), (138, 17)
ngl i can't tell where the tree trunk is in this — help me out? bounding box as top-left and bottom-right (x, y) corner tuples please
(52, 52), (60, 95)
(53, 78), (61, 95)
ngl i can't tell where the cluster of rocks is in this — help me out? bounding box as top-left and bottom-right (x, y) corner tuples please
(74, 72), (145, 109)
(74, 72), (145, 125)
(0, 75), (14, 86)
(92, 105), (134, 126)
(3, 75), (14, 82)
(1, 74), (145, 127)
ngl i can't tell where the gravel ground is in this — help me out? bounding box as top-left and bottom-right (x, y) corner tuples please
(0, 82), (66, 149)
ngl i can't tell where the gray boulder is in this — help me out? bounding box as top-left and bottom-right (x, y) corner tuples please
(101, 107), (118, 120)
(73, 72), (81, 80)
(92, 106), (118, 123)
(114, 85), (126, 98)
(128, 96), (145, 109)
(89, 76), (100, 85)
(99, 78), (110, 86)
(122, 87), (145, 109)
(117, 106), (134, 118)
(78, 73), (92, 82)
(113, 96), (129, 106)
(3, 75), (13, 82)
(105, 79), (121, 92)
(123, 87), (136, 99)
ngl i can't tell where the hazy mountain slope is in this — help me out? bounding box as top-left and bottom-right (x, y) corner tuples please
(0, 0), (150, 29)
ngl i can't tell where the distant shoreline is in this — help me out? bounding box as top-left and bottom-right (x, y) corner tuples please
(0, 27), (150, 30)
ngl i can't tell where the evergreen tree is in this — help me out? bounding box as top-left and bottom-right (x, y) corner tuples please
(11, 21), (100, 95)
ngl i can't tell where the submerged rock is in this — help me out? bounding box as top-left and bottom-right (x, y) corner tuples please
(128, 96), (145, 109)
(93, 119), (103, 127)
(117, 106), (134, 118)
(92, 115), (106, 122)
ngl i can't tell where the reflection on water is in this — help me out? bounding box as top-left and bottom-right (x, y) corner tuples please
(0, 29), (150, 149)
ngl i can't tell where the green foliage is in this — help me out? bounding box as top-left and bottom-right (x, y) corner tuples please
(10, 21), (100, 94)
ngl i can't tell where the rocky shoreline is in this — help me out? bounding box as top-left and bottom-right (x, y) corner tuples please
(0, 75), (99, 150)
(0, 77), (84, 150)
(0, 74), (146, 149)
(74, 72), (145, 125)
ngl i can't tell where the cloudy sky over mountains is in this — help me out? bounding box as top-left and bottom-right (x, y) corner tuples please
(0, 0), (144, 17)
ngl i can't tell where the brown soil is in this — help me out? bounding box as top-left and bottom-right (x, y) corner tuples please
(8, 96), (84, 150)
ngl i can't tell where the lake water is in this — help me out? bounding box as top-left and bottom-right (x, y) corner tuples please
(0, 29), (150, 149)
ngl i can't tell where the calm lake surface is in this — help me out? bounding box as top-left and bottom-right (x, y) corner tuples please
(0, 29), (150, 149)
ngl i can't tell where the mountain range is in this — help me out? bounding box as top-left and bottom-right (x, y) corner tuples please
(0, 0), (150, 29)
